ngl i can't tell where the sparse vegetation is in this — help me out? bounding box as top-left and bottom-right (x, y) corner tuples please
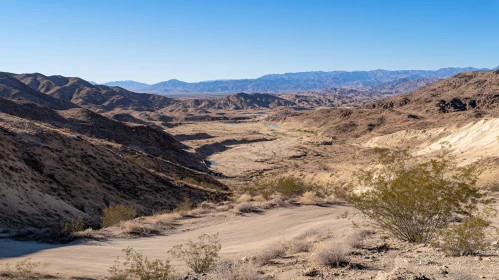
(296, 128), (314, 134)
(213, 259), (260, 280)
(108, 247), (177, 280)
(249, 175), (327, 199)
(348, 151), (492, 243)
(168, 233), (221, 273)
(0, 258), (43, 280)
(174, 198), (193, 217)
(102, 204), (137, 227)
(297, 191), (319, 205)
(60, 215), (88, 233)
(314, 242), (350, 267)
(438, 215), (492, 256)
(254, 241), (287, 266)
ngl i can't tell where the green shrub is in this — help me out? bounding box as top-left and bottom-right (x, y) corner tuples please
(438, 216), (491, 256)
(108, 247), (176, 280)
(296, 129), (314, 134)
(349, 152), (490, 243)
(249, 175), (326, 199)
(168, 233), (221, 273)
(102, 204), (137, 227)
(60, 216), (88, 233)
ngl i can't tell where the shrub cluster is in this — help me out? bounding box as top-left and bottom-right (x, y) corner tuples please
(102, 204), (137, 227)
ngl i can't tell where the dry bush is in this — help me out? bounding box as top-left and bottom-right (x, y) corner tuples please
(288, 238), (311, 254)
(347, 229), (375, 249)
(254, 241), (286, 266)
(297, 191), (319, 205)
(60, 216), (88, 233)
(349, 152), (492, 243)
(108, 247), (176, 280)
(174, 198), (193, 217)
(213, 259), (260, 280)
(237, 194), (253, 203)
(314, 242), (350, 267)
(248, 175), (327, 200)
(168, 233), (221, 273)
(121, 221), (156, 236)
(1, 258), (43, 280)
(295, 228), (320, 240)
(148, 213), (176, 226)
(199, 201), (217, 209)
(252, 195), (266, 202)
(233, 202), (255, 214)
(437, 216), (491, 256)
(102, 204), (137, 227)
(188, 207), (212, 217)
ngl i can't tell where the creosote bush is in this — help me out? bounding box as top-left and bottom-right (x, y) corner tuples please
(168, 233), (221, 273)
(60, 216), (88, 233)
(102, 204), (137, 227)
(108, 247), (176, 280)
(348, 151), (492, 243)
(438, 215), (491, 256)
(248, 175), (327, 199)
(174, 198), (193, 217)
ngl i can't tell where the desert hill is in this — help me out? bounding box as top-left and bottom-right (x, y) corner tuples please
(12, 73), (176, 112)
(371, 70), (499, 115)
(0, 74), (227, 229)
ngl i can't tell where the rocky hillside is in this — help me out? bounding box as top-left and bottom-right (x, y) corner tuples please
(12, 73), (176, 112)
(103, 67), (492, 94)
(0, 74), (226, 230)
(371, 70), (499, 115)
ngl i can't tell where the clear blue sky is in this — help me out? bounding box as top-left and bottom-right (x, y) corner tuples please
(1, 0), (498, 84)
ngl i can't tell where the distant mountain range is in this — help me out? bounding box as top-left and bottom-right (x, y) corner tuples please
(102, 67), (497, 94)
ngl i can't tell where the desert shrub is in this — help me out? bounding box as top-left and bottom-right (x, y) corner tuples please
(288, 238), (311, 253)
(174, 198), (193, 217)
(251, 175), (326, 199)
(297, 191), (319, 205)
(296, 129), (314, 134)
(254, 241), (286, 266)
(349, 152), (491, 243)
(60, 216), (88, 233)
(347, 229), (375, 249)
(168, 233), (221, 273)
(438, 216), (491, 256)
(102, 204), (137, 227)
(236, 194), (253, 203)
(213, 259), (260, 280)
(314, 242), (350, 267)
(121, 221), (156, 236)
(233, 202), (255, 214)
(148, 213), (176, 226)
(109, 247), (176, 280)
(1, 258), (43, 279)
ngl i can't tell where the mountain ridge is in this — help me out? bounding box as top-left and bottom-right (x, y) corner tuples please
(102, 67), (494, 94)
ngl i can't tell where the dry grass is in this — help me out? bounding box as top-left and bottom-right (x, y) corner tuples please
(254, 241), (287, 266)
(213, 258), (261, 280)
(237, 194), (253, 203)
(288, 238), (311, 253)
(121, 221), (157, 236)
(147, 213), (176, 226)
(233, 202), (255, 214)
(0, 258), (47, 280)
(347, 229), (375, 249)
(314, 242), (350, 267)
(297, 191), (319, 205)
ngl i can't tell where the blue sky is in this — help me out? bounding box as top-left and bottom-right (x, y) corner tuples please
(0, 0), (498, 83)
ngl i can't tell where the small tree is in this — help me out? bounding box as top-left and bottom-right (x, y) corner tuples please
(102, 204), (137, 227)
(349, 151), (489, 243)
(168, 233), (221, 273)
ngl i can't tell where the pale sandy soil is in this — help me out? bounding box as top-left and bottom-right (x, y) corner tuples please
(0, 205), (354, 279)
